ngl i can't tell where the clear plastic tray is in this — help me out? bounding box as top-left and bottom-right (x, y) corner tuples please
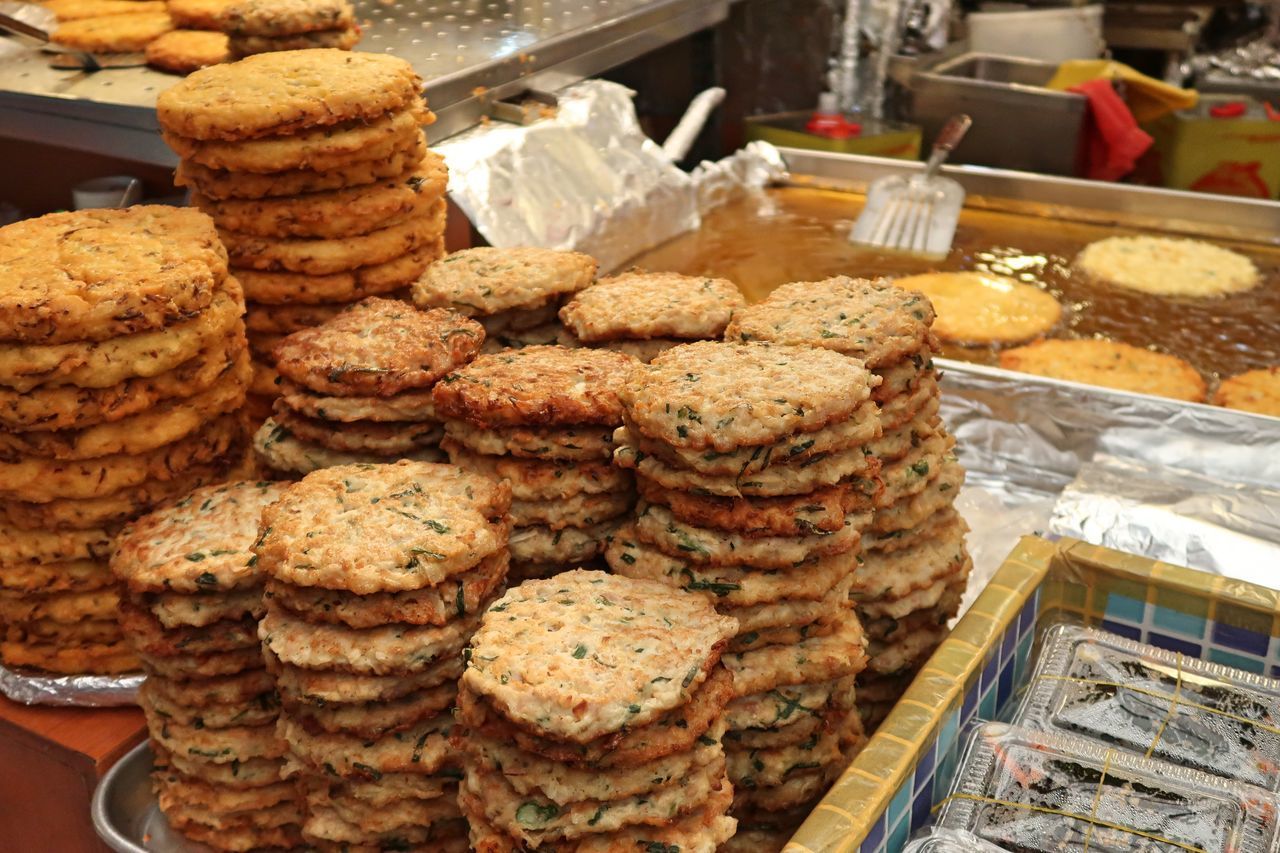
(936, 722), (1280, 853)
(1013, 623), (1280, 792)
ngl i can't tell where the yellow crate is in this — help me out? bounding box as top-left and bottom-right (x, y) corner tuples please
(786, 535), (1280, 852)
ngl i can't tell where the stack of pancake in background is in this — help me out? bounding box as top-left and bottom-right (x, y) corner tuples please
(150, 0), (235, 75)
(558, 269), (745, 362)
(0, 206), (249, 676)
(254, 461), (511, 851)
(215, 0), (358, 58)
(456, 570), (740, 850)
(252, 297), (483, 478)
(46, 0), (175, 57)
(411, 246), (596, 352)
(433, 345), (637, 582)
(111, 480), (301, 851)
(725, 276), (973, 731)
(607, 340), (876, 851)
(156, 48), (446, 423)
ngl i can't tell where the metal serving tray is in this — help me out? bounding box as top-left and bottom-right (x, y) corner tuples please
(0, 0), (726, 164)
(910, 52), (1086, 176)
(92, 741), (201, 853)
(779, 146), (1280, 245)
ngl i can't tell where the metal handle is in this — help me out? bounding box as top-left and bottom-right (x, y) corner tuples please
(0, 11), (50, 43)
(923, 113), (972, 178)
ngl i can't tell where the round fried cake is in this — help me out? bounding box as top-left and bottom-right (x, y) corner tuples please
(432, 345), (634, 429)
(998, 338), (1207, 402)
(273, 297), (482, 397)
(0, 357), (247, 461)
(251, 418), (444, 475)
(111, 479), (287, 594)
(462, 569), (737, 743)
(617, 341), (875, 452)
(227, 25), (359, 57)
(167, 103), (427, 174)
(175, 137), (426, 200)
(0, 414), (241, 503)
(0, 206), (224, 345)
(194, 152), (446, 240)
(0, 336), (244, 432)
(145, 29), (229, 74)
(558, 271), (744, 342)
(237, 240), (443, 305)
(217, 0), (353, 36)
(893, 271), (1061, 345)
(1076, 235), (1259, 297)
(44, 0), (166, 20)
(254, 460), (511, 593)
(157, 49), (422, 142)
(412, 247), (597, 318)
(220, 202), (444, 276)
(1213, 367), (1280, 417)
(51, 12), (173, 52)
(0, 275), (243, 394)
(166, 0), (238, 29)
(724, 276), (936, 369)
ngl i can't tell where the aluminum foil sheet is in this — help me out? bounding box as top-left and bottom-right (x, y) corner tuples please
(954, 482), (1056, 621)
(1050, 454), (1280, 582)
(436, 79), (782, 272)
(436, 80), (695, 273)
(939, 361), (1280, 588)
(0, 664), (140, 707)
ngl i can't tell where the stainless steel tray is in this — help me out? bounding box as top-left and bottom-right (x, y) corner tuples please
(910, 52), (1086, 176)
(0, 0), (727, 164)
(92, 741), (203, 853)
(778, 146), (1280, 242)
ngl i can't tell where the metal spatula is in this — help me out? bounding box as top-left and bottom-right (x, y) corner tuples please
(850, 114), (972, 258)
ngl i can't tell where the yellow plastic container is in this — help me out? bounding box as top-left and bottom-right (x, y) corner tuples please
(1141, 96), (1280, 200)
(745, 113), (922, 160)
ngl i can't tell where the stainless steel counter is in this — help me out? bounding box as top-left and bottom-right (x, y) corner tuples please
(0, 0), (727, 164)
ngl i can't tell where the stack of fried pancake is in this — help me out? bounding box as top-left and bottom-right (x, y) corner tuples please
(412, 247), (597, 353)
(111, 480), (301, 852)
(558, 270), (746, 363)
(606, 341), (876, 850)
(251, 298), (483, 478)
(726, 277), (973, 730)
(456, 570), (740, 850)
(156, 49), (447, 422)
(0, 206), (250, 676)
(433, 345), (637, 583)
(216, 0), (358, 58)
(254, 460), (511, 851)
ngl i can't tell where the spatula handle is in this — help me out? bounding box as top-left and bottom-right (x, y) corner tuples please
(923, 114), (972, 178)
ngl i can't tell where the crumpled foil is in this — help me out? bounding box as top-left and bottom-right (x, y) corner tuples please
(939, 360), (1280, 587)
(0, 663), (140, 707)
(690, 140), (787, 216)
(1190, 36), (1280, 82)
(1049, 454), (1280, 581)
(436, 80), (782, 272)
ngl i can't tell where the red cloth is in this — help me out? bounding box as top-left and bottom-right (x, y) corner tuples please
(1069, 78), (1153, 181)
